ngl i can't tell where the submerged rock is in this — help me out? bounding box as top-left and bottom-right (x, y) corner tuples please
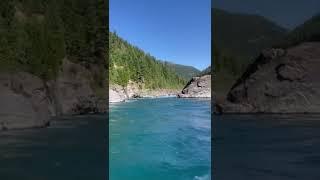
(178, 75), (211, 98)
(216, 42), (320, 114)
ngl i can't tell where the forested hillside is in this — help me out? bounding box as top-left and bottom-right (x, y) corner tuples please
(213, 8), (320, 97)
(275, 14), (320, 48)
(0, 0), (107, 85)
(199, 66), (211, 76)
(109, 32), (185, 89)
(0, 0), (108, 129)
(213, 8), (287, 76)
(163, 62), (200, 81)
(212, 8), (287, 96)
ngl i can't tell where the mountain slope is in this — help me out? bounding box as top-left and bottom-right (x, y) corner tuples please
(164, 62), (200, 81)
(216, 13), (320, 113)
(276, 14), (320, 48)
(198, 66), (211, 76)
(0, 0), (107, 130)
(213, 8), (287, 62)
(213, 8), (288, 96)
(0, 0), (107, 82)
(109, 32), (185, 89)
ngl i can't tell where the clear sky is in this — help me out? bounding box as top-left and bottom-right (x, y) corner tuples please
(213, 0), (320, 29)
(110, 0), (211, 71)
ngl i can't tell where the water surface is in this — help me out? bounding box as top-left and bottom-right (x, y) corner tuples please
(109, 98), (211, 180)
(213, 114), (320, 180)
(0, 115), (107, 179)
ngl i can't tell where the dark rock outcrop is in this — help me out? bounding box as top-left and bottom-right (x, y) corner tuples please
(216, 42), (320, 113)
(0, 72), (50, 130)
(178, 75), (211, 98)
(0, 59), (107, 131)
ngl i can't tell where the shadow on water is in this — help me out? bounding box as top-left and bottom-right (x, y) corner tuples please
(213, 114), (320, 180)
(0, 115), (107, 180)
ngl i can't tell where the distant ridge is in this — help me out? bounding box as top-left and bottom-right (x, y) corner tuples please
(276, 13), (320, 48)
(213, 8), (287, 62)
(163, 62), (200, 81)
(212, 8), (288, 96)
(199, 66), (211, 76)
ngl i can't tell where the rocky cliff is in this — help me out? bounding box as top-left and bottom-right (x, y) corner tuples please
(178, 75), (211, 98)
(0, 59), (107, 131)
(216, 42), (320, 113)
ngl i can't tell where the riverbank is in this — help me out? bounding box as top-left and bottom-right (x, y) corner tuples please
(0, 59), (107, 131)
(109, 84), (179, 103)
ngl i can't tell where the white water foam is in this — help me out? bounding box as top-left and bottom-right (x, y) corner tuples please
(194, 173), (210, 180)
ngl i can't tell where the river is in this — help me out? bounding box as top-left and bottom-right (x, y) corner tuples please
(109, 97), (211, 180)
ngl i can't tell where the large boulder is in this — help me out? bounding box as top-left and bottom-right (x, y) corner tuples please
(178, 75), (211, 98)
(0, 72), (50, 130)
(0, 59), (107, 131)
(216, 42), (320, 113)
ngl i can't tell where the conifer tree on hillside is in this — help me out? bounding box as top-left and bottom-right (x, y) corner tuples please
(109, 32), (185, 89)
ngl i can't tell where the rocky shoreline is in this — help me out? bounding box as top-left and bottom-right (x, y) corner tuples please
(110, 74), (212, 103)
(109, 83), (179, 103)
(0, 59), (107, 131)
(0, 60), (212, 131)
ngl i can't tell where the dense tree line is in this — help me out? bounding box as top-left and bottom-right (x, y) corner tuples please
(109, 32), (185, 89)
(275, 14), (320, 48)
(214, 13), (320, 79)
(214, 45), (242, 77)
(0, 0), (107, 85)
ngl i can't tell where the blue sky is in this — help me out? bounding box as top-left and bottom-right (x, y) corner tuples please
(213, 0), (320, 29)
(110, 0), (211, 71)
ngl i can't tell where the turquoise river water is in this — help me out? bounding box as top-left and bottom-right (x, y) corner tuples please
(109, 97), (211, 180)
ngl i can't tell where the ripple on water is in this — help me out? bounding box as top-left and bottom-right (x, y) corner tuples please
(110, 98), (211, 180)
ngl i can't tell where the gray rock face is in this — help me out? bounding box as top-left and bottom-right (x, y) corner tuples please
(0, 59), (107, 131)
(109, 83), (179, 103)
(216, 42), (320, 113)
(178, 75), (211, 98)
(49, 59), (107, 115)
(0, 72), (50, 130)
(109, 84), (127, 103)
(125, 80), (141, 99)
